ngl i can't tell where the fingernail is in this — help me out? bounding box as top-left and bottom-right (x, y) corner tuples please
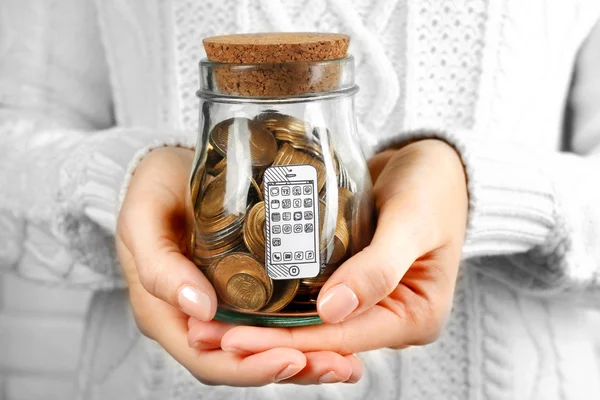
(274, 364), (303, 382)
(318, 283), (359, 323)
(188, 340), (207, 349)
(318, 371), (344, 384)
(178, 286), (212, 321)
(222, 346), (251, 356)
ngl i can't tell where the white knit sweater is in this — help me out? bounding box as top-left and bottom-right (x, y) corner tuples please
(1, 0), (600, 399)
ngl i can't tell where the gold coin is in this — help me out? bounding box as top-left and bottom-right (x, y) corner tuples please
(194, 242), (247, 268)
(243, 202), (266, 262)
(197, 212), (241, 233)
(249, 178), (263, 202)
(207, 253), (273, 312)
(199, 171), (228, 218)
(273, 144), (327, 191)
(327, 188), (352, 263)
(212, 158), (227, 175)
(206, 147), (225, 176)
(210, 118), (278, 167)
(226, 273), (267, 311)
(328, 218), (349, 264)
(261, 279), (300, 313)
(197, 171), (257, 228)
(254, 112), (311, 135)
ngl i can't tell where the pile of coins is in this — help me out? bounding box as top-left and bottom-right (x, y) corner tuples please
(190, 112), (356, 314)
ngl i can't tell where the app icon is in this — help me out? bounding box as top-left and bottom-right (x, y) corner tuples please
(305, 250), (314, 260)
(293, 199), (302, 208)
(271, 200), (280, 209)
(304, 223), (314, 233)
(292, 186), (302, 195)
(272, 225), (281, 234)
(272, 238), (281, 246)
(282, 199), (291, 209)
(272, 213), (281, 222)
(281, 187), (290, 196)
(303, 185), (312, 195)
(270, 187), (279, 196)
(293, 224), (303, 233)
(303, 198), (313, 208)
(283, 224), (292, 234)
(294, 251), (304, 260)
(293, 211), (302, 221)
(272, 252), (282, 262)
(283, 252), (293, 261)
(304, 211), (313, 220)
(282, 212), (291, 221)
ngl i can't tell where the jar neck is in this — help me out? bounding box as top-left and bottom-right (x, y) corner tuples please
(198, 56), (356, 101)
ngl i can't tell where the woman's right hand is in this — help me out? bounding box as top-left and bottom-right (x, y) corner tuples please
(116, 146), (362, 386)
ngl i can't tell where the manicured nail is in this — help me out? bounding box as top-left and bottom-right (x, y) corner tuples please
(188, 340), (206, 349)
(178, 286), (212, 321)
(222, 346), (251, 356)
(318, 283), (359, 323)
(318, 371), (344, 384)
(274, 364), (303, 382)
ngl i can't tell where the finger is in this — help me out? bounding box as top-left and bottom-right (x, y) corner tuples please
(317, 195), (424, 323)
(188, 317), (201, 329)
(367, 149), (396, 183)
(280, 351), (355, 384)
(148, 297), (307, 386)
(119, 149), (217, 321)
(222, 301), (435, 355)
(344, 354), (364, 383)
(187, 319), (235, 350)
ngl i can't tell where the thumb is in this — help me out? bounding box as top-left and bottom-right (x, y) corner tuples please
(317, 195), (427, 324)
(119, 148), (218, 321)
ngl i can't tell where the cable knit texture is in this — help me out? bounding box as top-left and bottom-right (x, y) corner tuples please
(1, 0), (600, 399)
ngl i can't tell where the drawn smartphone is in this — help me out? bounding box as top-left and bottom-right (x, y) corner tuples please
(263, 164), (320, 279)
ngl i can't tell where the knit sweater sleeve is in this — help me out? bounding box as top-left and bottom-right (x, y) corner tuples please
(376, 24), (600, 304)
(0, 0), (189, 290)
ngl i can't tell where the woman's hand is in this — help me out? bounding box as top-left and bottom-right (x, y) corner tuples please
(116, 147), (362, 385)
(215, 139), (468, 355)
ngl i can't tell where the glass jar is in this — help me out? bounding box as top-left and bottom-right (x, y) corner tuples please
(187, 56), (374, 327)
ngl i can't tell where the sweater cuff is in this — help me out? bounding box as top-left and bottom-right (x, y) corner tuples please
(74, 129), (195, 234)
(373, 129), (556, 258)
(452, 130), (556, 258)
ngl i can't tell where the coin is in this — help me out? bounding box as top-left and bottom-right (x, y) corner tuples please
(326, 188), (352, 263)
(199, 171), (228, 218)
(273, 144), (327, 191)
(328, 217), (349, 264)
(212, 158), (227, 175)
(243, 202), (266, 262)
(255, 112), (311, 135)
(249, 178), (263, 202)
(261, 279), (300, 312)
(207, 253), (273, 311)
(226, 273), (268, 311)
(255, 112), (327, 158)
(206, 146), (225, 176)
(210, 117), (278, 167)
(334, 155), (354, 191)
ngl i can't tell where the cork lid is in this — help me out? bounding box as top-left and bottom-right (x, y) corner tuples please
(201, 33), (352, 97)
(203, 32), (349, 64)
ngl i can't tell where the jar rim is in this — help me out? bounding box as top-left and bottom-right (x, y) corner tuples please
(199, 55), (353, 68)
(198, 55), (357, 100)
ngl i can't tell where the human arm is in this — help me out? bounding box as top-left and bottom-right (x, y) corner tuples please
(212, 21), (600, 356)
(0, 0), (182, 289)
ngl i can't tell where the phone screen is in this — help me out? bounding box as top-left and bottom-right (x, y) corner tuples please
(263, 165), (320, 279)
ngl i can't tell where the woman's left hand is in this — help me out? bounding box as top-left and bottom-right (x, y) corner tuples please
(192, 139), (468, 356)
